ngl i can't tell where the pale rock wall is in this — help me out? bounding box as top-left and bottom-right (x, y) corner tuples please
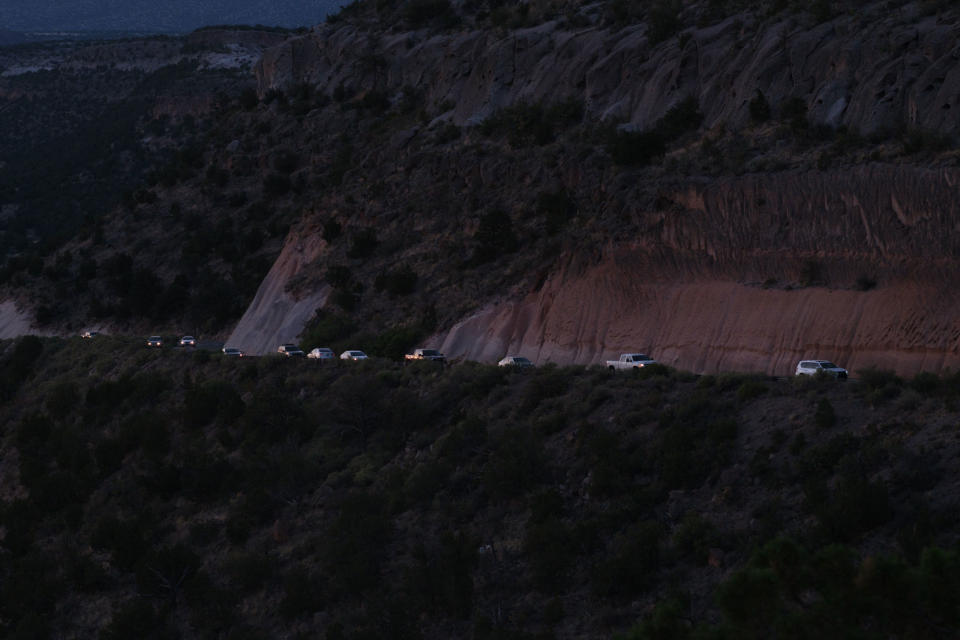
(0, 301), (37, 339)
(226, 223), (330, 355)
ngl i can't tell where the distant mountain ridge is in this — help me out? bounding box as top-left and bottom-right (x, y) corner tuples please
(0, 30), (28, 46)
(0, 0), (338, 33)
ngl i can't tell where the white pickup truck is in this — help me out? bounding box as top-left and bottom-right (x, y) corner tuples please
(606, 353), (656, 370)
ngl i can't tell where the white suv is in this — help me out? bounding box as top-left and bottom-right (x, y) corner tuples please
(795, 360), (848, 379)
(277, 343), (305, 357)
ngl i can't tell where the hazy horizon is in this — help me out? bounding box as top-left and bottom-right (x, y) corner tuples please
(0, 0), (341, 34)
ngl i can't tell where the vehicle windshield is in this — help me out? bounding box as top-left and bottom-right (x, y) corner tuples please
(516, 357), (531, 364)
(631, 354), (650, 361)
(820, 362), (837, 368)
(421, 350), (440, 356)
(351, 351), (364, 356)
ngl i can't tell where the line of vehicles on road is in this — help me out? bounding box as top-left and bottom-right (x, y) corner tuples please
(85, 330), (849, 377)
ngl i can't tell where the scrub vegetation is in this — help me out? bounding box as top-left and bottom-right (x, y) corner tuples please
(1, 335), (959, 638)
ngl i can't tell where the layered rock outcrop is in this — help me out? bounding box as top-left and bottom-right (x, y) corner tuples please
(439, 163), (960, 376)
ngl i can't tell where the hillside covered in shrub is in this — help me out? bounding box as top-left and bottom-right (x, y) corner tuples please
(1, 336), (959, 638)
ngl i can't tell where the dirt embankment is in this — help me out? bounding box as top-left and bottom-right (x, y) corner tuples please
(438, 263), (960, 376)
(439, 165), (960, 376)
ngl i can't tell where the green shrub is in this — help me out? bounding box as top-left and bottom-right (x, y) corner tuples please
(749, 90), (771, 123)
(279, 567), (324, 619)
(70, 553), (111, 593)
(272, 148), (300, 174)
(405, 531), (476, 618)
(483, 428), (546, 500)
(647, 0), (683, 43)
(780, 96), (808, 131)
(0, 336), (43, 399)
(814, 398), (836, 429)
(606, 129), (666, 166)
(592, 521), (663, 597)
(300, 311), (354, 351)
(479, 100), (583, 147)
(673, 513), (717, 566)
(45, 381), (79, 420)
(374, 264), (418, 296)
(636, 363), (671, 379)
(323, 491), (392, 597)
(857, 368), (902, 391)
(405, 0), (456, 27)
(100, 599), (169, 640)
(238, 87), (258, 110)
(471, 209), (518, 264)
(331, 289), (359, 311)
(90, 514), (148, 569)
(521, 367), (571, 412)
(654, 96), (703, 141)
(854, 274), (876, 291)
(183, 381), (244, 429)
(135, 544), (201, 601)
(95, 437), (125, 478)
(322, 218), (342, 242)
(403, 459), (451, 505)
(438, 415), (489, 463)
(525, 516), (576, 592)
(262, 172), (291, 196)
(799, 259), (823, 286)
(918, 547), (960, 627)
(367, 325), (422, 360)
(656, 412), (737, 490)
(716, 566), (780, 631)
(910, 371), (940, 395)
(347, 227), (379, 258)
(536, 189), (576, 235)
(615, 597), (691, 640)
(736, 380), (767, 402)
(224, 551), (274, 594)
(808, 474), (891, 543)
(15, 412), (53, 453)
(0, 552), (64, 625)
(126, 412), (171, 460)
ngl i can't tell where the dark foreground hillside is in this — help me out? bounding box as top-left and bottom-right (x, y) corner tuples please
(1, 335), (959, 639)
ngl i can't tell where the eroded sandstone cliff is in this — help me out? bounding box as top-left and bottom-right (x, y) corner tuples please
(437, 164), (960, 376)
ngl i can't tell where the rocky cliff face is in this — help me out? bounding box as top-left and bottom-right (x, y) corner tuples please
(235, 3), (960, 374)
(257, 4), (960, 134)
